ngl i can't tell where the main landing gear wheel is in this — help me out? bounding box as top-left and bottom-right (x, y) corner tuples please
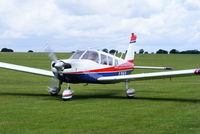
(62, 83), (73, 101)
(48, 78), (62, 96)
(125, 80), (135, 99)
(49, 87), (61, 96)
(126, 88), (135, 99)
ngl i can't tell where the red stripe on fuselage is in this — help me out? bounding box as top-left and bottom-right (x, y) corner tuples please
(64, 61), (134, 74)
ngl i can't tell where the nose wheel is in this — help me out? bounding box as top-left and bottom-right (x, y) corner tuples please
(62, 83), (73, 101)
(125, 81), (135, 98)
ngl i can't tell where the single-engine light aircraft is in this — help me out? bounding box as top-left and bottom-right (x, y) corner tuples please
(0, 33), (200, 100)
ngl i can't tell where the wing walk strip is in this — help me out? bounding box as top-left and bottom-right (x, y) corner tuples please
(0, 62), (54, 77)
(98, 69), (200, 82)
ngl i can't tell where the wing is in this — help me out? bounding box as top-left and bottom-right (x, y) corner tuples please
(0, 62), (54, 77)
(134, 66), (172, 70)
(98, 69), (200, 82)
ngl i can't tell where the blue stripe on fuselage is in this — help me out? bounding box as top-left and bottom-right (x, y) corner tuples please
(63, 70), (133, 84)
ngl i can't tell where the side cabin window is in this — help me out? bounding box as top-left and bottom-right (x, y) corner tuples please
(81, 51), (99, 63)
(100, 54), (114, 66)
(101, 54), (107, 65)
(70, 51), (85, 59)
(108, 56), (113, 66)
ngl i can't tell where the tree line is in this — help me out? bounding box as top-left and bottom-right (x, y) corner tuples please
(138, 49), (200, 54)
(1, 47), (200, 54)
(1, 48), (34, 53)
(102, 48), (200, 54)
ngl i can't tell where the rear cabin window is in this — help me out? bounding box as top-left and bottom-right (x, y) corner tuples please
(70, 51), (85, 59)
(81, 51), (99, 63)
(115, 59), (119, 66)
(101, 54), (107, 65)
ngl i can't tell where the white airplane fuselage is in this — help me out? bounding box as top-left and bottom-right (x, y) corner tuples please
(51, 50), (134, 84)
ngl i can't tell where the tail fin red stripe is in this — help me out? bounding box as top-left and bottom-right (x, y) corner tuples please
(130, 33), (137, 43)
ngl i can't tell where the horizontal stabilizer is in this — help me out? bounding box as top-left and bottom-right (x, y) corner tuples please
(0, 62), (54, 77)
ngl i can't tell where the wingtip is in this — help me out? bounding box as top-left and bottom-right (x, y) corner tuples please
(165, 67), (173, 70)
(194, 69), (200, 74)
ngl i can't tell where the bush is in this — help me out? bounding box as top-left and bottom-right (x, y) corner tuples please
(156, 49), (168, 54)
(28, 50), (34, 53)
(1, 48), (14, 52)
(180, 50), (200, 54)
(170, 49), (179, 54)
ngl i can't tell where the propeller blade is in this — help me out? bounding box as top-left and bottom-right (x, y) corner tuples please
(44, 45), (57, 61)
(47, 77), (61, 94)
(50, 77), (60, 87)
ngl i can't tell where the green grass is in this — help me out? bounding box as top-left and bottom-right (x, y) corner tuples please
(0, 53), (200, 134)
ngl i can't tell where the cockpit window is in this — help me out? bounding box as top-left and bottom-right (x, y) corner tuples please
(70, 51), (85, 59)
(81, 51), (99, 63)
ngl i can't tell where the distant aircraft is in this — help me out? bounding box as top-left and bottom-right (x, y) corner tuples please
(0, 33), (199, 100)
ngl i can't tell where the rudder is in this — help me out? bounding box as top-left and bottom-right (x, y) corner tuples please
(125, 33), (137, 63)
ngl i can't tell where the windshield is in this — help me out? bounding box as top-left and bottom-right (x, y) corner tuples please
(70, 51), (85, 59)
(81, 51), (99, 63)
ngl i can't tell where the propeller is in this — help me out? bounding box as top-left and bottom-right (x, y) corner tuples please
(44, 45), (72, 95)
(44, 45), (62, 94)
(44, 45), (57, 61)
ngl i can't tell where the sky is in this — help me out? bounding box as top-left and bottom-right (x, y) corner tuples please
(0, 0), (200, 53)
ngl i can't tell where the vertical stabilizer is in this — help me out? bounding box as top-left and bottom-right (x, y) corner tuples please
(125, 33), (137, 63)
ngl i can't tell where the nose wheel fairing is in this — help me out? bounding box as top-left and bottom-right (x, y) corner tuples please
(62, 89), (73, 100)
(62, 83), (73, 100)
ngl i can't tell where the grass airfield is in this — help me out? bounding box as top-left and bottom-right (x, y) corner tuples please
(0, 53), (200, 134)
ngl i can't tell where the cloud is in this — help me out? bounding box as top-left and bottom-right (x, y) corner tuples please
(0, 0), (199, 52)
(184, 0), (200, 10)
